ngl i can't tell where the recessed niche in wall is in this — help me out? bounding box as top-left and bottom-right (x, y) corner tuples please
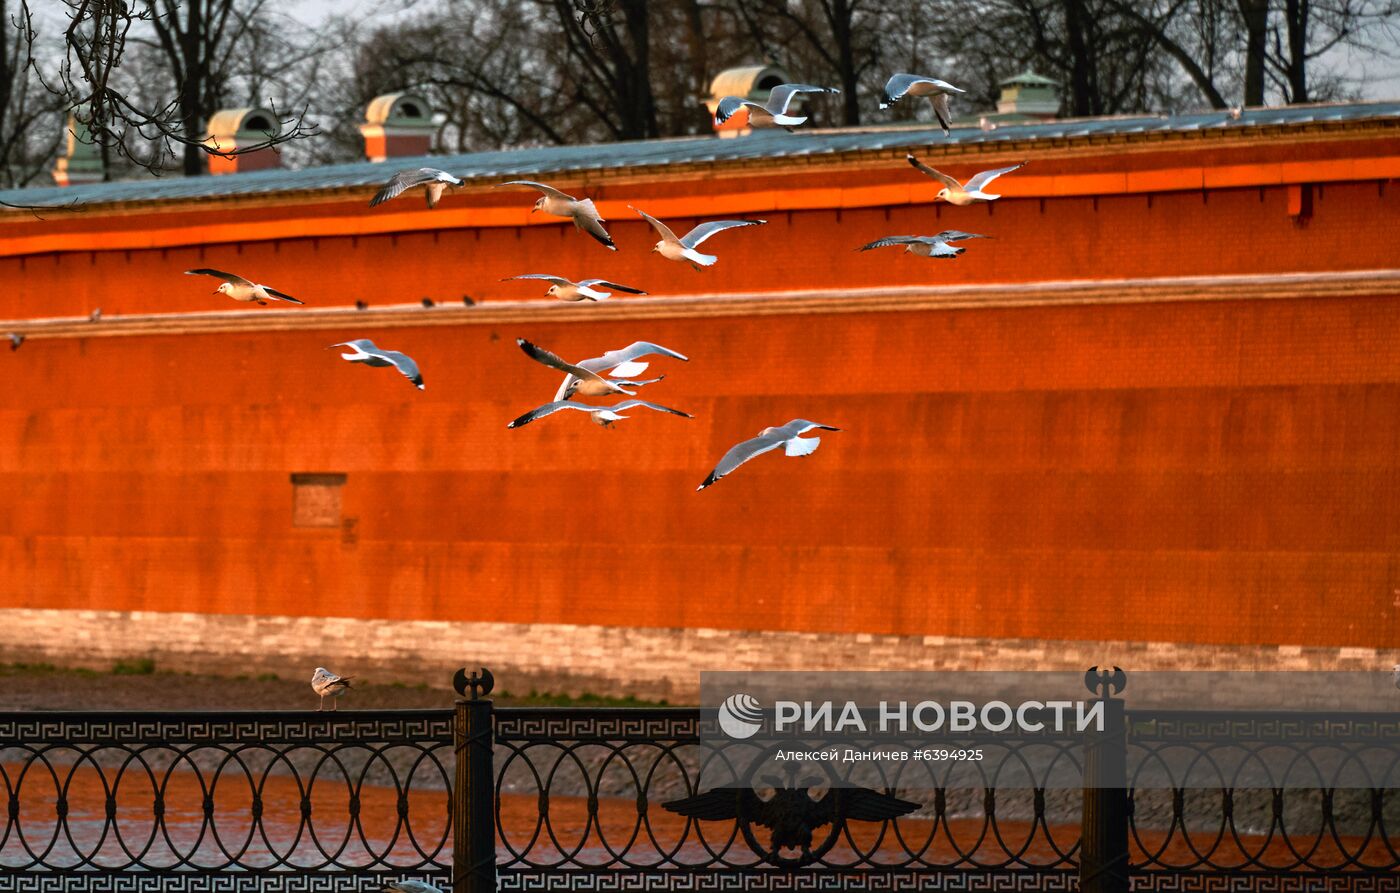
(291, 473), (347, 528)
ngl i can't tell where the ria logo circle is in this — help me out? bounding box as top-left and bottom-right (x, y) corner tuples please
(718, 692), (764, 739)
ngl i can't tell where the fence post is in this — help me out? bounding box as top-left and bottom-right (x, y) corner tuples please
(453, 667), (496, 893)
(1080, 666), (1129, 893)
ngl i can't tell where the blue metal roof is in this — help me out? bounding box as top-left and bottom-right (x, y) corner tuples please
(3, 101), (1397, 210)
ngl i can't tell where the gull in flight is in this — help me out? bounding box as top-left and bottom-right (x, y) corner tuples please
(880, 74), (966, 134)
(517, 338), (670, 398)
(858, 231), (989, 258)
(713, 83), (840, 129)
(330, 339), (424, 390)
(186, 269), (304, 305)
(509, 399), (693, 429)
(549, 341), (690, 401)
(383, 882), (444, 893)
(631, 205), (765, 270)
(698, 420), (840, 491)
(369, 167), (463, 209)
(501, 274), (647, 303)
(311, 667), (353, 711)
(499, 180), (615, 250)
(906, 154), (1026, 205)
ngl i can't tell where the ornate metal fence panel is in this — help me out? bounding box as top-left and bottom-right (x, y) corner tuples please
(490, 707), (1083, 892)
(1125, 709), (1400, 890)
(0, 710), (454, 893)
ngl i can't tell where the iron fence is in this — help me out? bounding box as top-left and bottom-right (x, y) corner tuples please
(0, 669), (1395, 892)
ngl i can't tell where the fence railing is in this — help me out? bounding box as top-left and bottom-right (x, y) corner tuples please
(1, 669), (1396, 892)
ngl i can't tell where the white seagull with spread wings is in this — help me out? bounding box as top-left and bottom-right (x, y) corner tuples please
(880, 74), (966, 134)
(631, 206), (765, 270)
(369, 168), (463, 209)
(547, 341), (689, 401)
(501, 274), (647, 302)
(858, 231), (989, 258)
(499, 180), (615, 249)
(185, 269), (303, 305)
(508, 399), (693, 430)
(330, 339), (424, 390)
(517, 339), (669, 398)
(906, 155), (1026, 205)
(714, 83), (840, 129)
(698, 420), (841, 490)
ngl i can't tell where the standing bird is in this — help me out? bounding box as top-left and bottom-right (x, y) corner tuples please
(906, 155), (1026, 206)
(698, 420), (840, 491)
(89, 308), (102, 321)
(7, 332), (23, 351)
(501, 274), (647, 303)
(311, 667), (353, 711)
(516, 339), (661, 398)
(631, 206), (766, 270)
(369, 168), (463, 209)
(880, 74), (966, 134)
(330, 339), (424, 390)
(858, 231), (989, 258)
(713, 84), (840, 130)
(186, 269), (304, 305)
(499, 180), (615, 250)
(508, 399), (693, 429)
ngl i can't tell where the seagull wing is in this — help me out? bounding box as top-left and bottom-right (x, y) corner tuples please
(380, 349), (424, 390)
(932, 230), (989, 243)
(578, 341), (690, 373)
(261, 286), (303, 304)
(503, 274), (572, 286)
(697, 432), (788, 490)
(517, 339), (611, 385)
(714, 96), (747, 125)
(501, 179), (573, 201)
(370, 168), (444, 207)
(965, 162), (1026, 193)
(680, 219), (766, 249)
(579, 279), (647, 295)
(574, 213), (617, 250)
(507, 400), (591, 429)
(880, 73), (961, 108)
(630, 205), (680, 244)
(931, 93), (953, 134)
(777, 419), (842, 437)
(858, 236), (928, 251)
(186, 268), (253, 287)
(767, 84), (840, 116)
(611, 400), (693, 418)
(905, 155), (961, 190)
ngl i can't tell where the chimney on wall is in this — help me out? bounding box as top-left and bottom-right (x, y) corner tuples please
(52, 115), (104, 187)
(359, 93), (437, 162)
(204, 107), (283, 175)
(704, 65), (791, 137)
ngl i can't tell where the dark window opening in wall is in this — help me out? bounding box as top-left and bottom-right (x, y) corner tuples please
(291, 473), (347, 528)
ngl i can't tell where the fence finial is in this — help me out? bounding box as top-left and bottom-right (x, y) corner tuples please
(1084, 666), (1127, 698)
(453, 666), (495, 700)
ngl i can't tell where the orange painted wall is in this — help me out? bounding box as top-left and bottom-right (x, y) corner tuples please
(2, 293), (1398, 648)
(1, 131), (1398, 650)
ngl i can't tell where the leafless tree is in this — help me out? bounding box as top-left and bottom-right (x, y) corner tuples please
(1, 0), (65, 187)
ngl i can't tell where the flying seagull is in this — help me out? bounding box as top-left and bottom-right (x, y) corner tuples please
(906, 155), (1026, 205)
(501, 274), (647, 302)
(698, 420), (840, 490)
(311, 667), (352, 711)
(550, 341), (690, 401)
(369, 167), (463, 209)
(383, 881), (444, 893)
(517, 339), (662, 398)
(880, 74), (966, 134)
(186, 269), (304, 305)
(714, 83), (840, 129)
(858, 231), (989, 258)
(508, 399), (693, 429)
(499, 180), (615, 250)
(631, 205), (765, 270)
(7, 332), (23, 351)
(330, 339), (424, 390)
